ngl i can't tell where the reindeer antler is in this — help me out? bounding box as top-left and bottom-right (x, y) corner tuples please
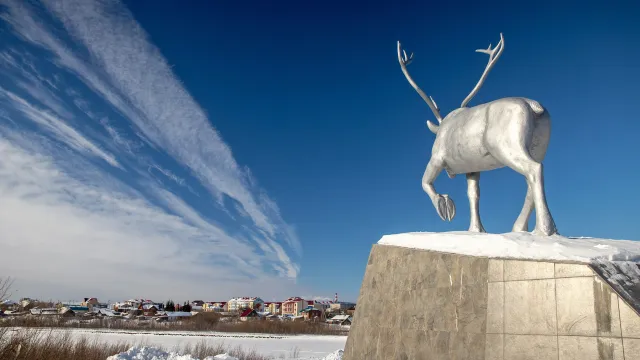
(397, 41), (443, 126)
(460, 33), (505, 108)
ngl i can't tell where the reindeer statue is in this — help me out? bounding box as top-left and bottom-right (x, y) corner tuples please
(397, 33), (558, 236)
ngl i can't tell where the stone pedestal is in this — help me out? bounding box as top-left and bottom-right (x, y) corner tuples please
(343, 243), (640, 360)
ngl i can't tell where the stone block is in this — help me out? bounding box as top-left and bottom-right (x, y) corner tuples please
(485, 334), (503, 360)
(504, 260), (554, 281)
(619, 297), (640, 338)
(593, 277), (622, 337)
(503, 334), (557, 360)
(557, 336), (623, 360)
(556, 277), (597, 335)
(344, 245), (490, 360)
(555, 263), (594, 278)
(505, 279), (557, 335)
(623, 338), (640, 359)
(447, 331), (485, 360)
(488, 259), (503, 282)
(486, 282), (503, 333)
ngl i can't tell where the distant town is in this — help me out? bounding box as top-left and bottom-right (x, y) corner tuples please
(0, 294), (356, 327)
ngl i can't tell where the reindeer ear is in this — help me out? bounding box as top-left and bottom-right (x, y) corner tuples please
(426, 120), (439, 134)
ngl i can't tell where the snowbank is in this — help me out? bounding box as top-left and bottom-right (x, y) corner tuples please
(107, 346), (343, 360)
(378, 231), (640, 263)
(106, 346), (238, 360)
(210, 355), (238, 360)
(106, 346), (195, 360)
(319, 350), (344, 360)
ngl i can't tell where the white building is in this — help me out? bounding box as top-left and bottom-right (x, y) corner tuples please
(329, 301), (356, 312)
(312, 300), (333, 312)
(227, 297), (264, 312)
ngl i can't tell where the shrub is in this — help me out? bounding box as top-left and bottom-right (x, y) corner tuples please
(0, 328), (272, 360)
(1, 314), (345, 335)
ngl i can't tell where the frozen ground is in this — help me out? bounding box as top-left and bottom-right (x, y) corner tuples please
(378, 231), (640, 262)
(61, 328), (346, 359)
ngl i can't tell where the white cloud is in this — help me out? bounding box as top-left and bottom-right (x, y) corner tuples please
(0, 131), (301, 301)
(8, 0), (298, 248)
(0, 89), (121, 168)
(0, 0), (304, 301)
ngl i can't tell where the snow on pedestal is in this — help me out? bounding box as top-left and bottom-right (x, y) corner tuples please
(377, 231), (640, 263)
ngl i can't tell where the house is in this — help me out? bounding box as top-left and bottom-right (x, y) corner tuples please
(124, 299), (141, 308)
(327, 314), (352, 326)
(59, 307), (75, 317)
(20, 298), (33, 307)
(264, 302), (282, 315)
(312, 300), (333, 313)
(300, 307), (323, 321)
(97, 309), (120, 317)
(126, 309), (144, 318)
(227, 297), (264, 312)
(189, 300), (204, 311)
(165, 311), (192, 321)
(203, 302), (227, 312)
(112, 302), (133, 313)
(67, 305), (89, 314)
(346, 306), (356, 316)
(1, 299), (17, 309)
(329, 301), (356, 313)
(282, 297), (309, 316)
(113, 299), (157, 313)
(141, 304), (159, 316)
(239, 308), (259, 321)
(2, 310), (27, 317)
(29, 308), (58, 315)
(92, 302), (109, 311)
(81, 298), (99, 309)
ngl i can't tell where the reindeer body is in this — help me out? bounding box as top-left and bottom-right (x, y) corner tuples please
(433, 97), (550, 176)
(397, 34), (558, 236)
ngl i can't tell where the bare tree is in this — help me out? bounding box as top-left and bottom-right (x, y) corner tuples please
(0, 276), (14, 303)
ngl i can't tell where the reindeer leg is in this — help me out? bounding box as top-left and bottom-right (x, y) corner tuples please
(512, 184), (534, 232)
(526, 163), (557, 236)
(489, 109), (557, 236)
(504, 157), (557, 236)
(422, 158), (455, 221)
(466, 172), (485, 232)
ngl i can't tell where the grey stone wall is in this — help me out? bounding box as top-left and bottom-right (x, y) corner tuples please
(343, 245), (490, 360)
(344, 244), (640, 360)
(487, 259), (640, 359)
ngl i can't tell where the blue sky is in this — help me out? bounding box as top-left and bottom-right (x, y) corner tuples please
(0, 0), (639, 303)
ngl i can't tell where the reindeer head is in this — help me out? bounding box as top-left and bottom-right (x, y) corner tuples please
(397, 33), (505, 134)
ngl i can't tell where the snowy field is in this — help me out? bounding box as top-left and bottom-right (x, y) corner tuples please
(62, 328), (347, 359)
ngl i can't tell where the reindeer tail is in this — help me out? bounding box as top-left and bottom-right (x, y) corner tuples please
(524, 99), (545, 116)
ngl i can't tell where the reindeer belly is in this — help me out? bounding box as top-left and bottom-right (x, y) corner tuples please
(439, 118), (504, 175)
(445, 149), (504, 175)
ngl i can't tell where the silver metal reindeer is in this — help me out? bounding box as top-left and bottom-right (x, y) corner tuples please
(397, 33), (558, 236)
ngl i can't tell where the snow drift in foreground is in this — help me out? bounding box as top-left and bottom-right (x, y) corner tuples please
(106, 346), (215, 360)
(378, 231), (640, 263)
(107, 346), (344, 360)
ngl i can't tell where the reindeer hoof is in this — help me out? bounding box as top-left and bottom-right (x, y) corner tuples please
(435, 194), (456, 221)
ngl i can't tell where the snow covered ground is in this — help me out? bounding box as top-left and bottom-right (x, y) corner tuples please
(62, 328), (346, 359)
(107, 346), (344, 360)
(379, 231), (640, 262)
